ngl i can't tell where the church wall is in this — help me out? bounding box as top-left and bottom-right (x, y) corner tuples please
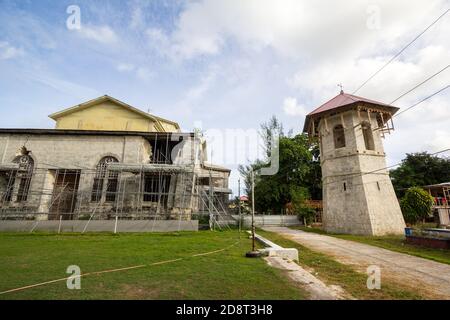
(0, 133), (222, 220)
(0, 133), (152, 218)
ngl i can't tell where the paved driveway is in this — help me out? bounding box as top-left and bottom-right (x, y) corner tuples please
(263, 227), (450, 299)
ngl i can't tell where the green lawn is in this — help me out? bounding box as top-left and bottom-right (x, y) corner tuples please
(258, 229), (425, 300)
(0, 231), (307, 300)
(291, 226), (450, 265)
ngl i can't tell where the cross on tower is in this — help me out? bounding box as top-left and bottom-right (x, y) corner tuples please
(337, 83), (344, 94)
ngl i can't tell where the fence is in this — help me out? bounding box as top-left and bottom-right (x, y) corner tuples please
(233, 215), (301, 227)
(0, 219), (198, 233)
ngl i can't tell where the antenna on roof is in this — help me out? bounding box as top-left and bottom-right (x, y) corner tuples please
(337, 83), (344, 94)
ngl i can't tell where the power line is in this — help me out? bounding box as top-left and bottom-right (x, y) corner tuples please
(352, 8), (449, 94)
(394, 84), (450, 118)
(321, 148), (450, 188)
(389, 64), (450, 104)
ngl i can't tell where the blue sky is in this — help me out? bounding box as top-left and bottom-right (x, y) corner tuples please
(0, 0), (449, 195)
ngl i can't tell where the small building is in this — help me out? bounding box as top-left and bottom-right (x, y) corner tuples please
(303, 90), (406, 235)
(422, 182), (450, 226)
(0, 95), (231, 222)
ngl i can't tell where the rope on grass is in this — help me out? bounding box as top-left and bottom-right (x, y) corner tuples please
(0, 240), (240, 296)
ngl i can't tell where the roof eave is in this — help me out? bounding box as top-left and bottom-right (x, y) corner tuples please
(302, 101), (399, 135)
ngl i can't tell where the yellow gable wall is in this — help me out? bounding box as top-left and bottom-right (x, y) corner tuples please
(160, 121), (178, 132)
(54, 101), (160, 132)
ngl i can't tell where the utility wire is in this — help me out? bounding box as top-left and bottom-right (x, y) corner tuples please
(389, 64), (450, 104)
(352, 8), (449, 94)
(321, 148), (450, 188)
(394, 84), (450, 117)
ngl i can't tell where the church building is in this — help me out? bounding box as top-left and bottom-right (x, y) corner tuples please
(0, 95), (231, 222)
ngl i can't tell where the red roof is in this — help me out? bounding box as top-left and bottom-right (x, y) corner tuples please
(239, 195), (249, 201)
(303, 91), (398, 133)
(307, 91), (392, 116)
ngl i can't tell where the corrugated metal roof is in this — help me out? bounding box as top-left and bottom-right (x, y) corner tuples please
(303, 91), (399, 134)
(307, 91), (392, 116)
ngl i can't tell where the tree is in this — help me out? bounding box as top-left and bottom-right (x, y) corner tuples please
(238, 116), (321, 215)
(390, 152), (450, 197)
(400, 187), (434, 225)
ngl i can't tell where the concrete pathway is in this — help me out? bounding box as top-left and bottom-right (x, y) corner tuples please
(265, 256), (351, 300)
(263, 227), (450, 299)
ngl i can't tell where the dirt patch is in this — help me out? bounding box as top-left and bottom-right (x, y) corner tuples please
(120, 284), (160, 299)
(265, 256), (353, 300)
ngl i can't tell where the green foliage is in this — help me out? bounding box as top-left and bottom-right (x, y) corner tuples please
(238, 116), (322, 214)
(296, 206), (316, 225)
(400, 187), (434, 224)
(390, 152), (450, 197)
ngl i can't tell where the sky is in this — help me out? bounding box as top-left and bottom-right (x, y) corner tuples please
(0, 0), (449, 196)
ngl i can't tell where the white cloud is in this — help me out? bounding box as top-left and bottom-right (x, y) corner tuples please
(78, 25), (118, 44)
(23, 71), (100, 99)
(424, 130), (450, 153)
(136, 67), (155, 81)
(130, 6), (144, 29)
(0, 41), (24, 60)
(186, 65), (219, 101)
(116, 63), (135, 72)
(148, 0), (447, 62)
(282, 97), (308, 117)
(116, 62), (154, 81)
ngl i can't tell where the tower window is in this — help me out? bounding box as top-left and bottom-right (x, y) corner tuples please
(333, 125), (346, 149)
(362, 121), (375, 151)
(343, 182), (347, 191)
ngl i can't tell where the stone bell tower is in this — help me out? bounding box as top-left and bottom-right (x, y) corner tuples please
(303, 90), (405, 235)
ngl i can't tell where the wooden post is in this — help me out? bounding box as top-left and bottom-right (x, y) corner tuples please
(58, 215), (62, 234)
(340, 113), (346, 129)
(251, 170), (255, 252)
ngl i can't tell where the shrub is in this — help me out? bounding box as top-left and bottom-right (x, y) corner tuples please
(400, 187), (434, 225)
(297, 205), (316, 225)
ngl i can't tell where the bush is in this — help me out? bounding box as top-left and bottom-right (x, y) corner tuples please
(297, 205), (316, 225)
(191, 214), (210, 225)
(400, 187), (434, 225)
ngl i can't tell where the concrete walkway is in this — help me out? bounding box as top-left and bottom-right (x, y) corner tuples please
(263, 227), (450, 299)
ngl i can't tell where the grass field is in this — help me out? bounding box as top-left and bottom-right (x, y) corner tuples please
(291, 226), (450, 265)
(258, 229), (425, 300)
(0, 230), (308, 300)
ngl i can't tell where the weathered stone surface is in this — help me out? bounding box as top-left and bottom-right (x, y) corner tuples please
(318, 107), (405, 235)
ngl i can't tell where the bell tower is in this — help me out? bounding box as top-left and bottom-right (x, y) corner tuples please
(303, 91), (405, 235)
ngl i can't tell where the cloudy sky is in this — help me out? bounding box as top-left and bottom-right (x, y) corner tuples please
(0, 0), (449, 195)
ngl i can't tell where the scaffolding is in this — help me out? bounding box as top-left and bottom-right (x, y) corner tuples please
(0, 135), (233, 231)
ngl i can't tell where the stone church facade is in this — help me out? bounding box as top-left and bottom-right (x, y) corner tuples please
(0, 96), (231, 221)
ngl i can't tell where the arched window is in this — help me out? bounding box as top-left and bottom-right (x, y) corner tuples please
(333, 125), (346, 149)
(13, 155), (34, 202)
(91, 156), (119, 202)
(362, 121), (375, 150)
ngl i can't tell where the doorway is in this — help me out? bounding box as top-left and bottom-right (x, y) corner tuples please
(49, 170), (81, 220)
